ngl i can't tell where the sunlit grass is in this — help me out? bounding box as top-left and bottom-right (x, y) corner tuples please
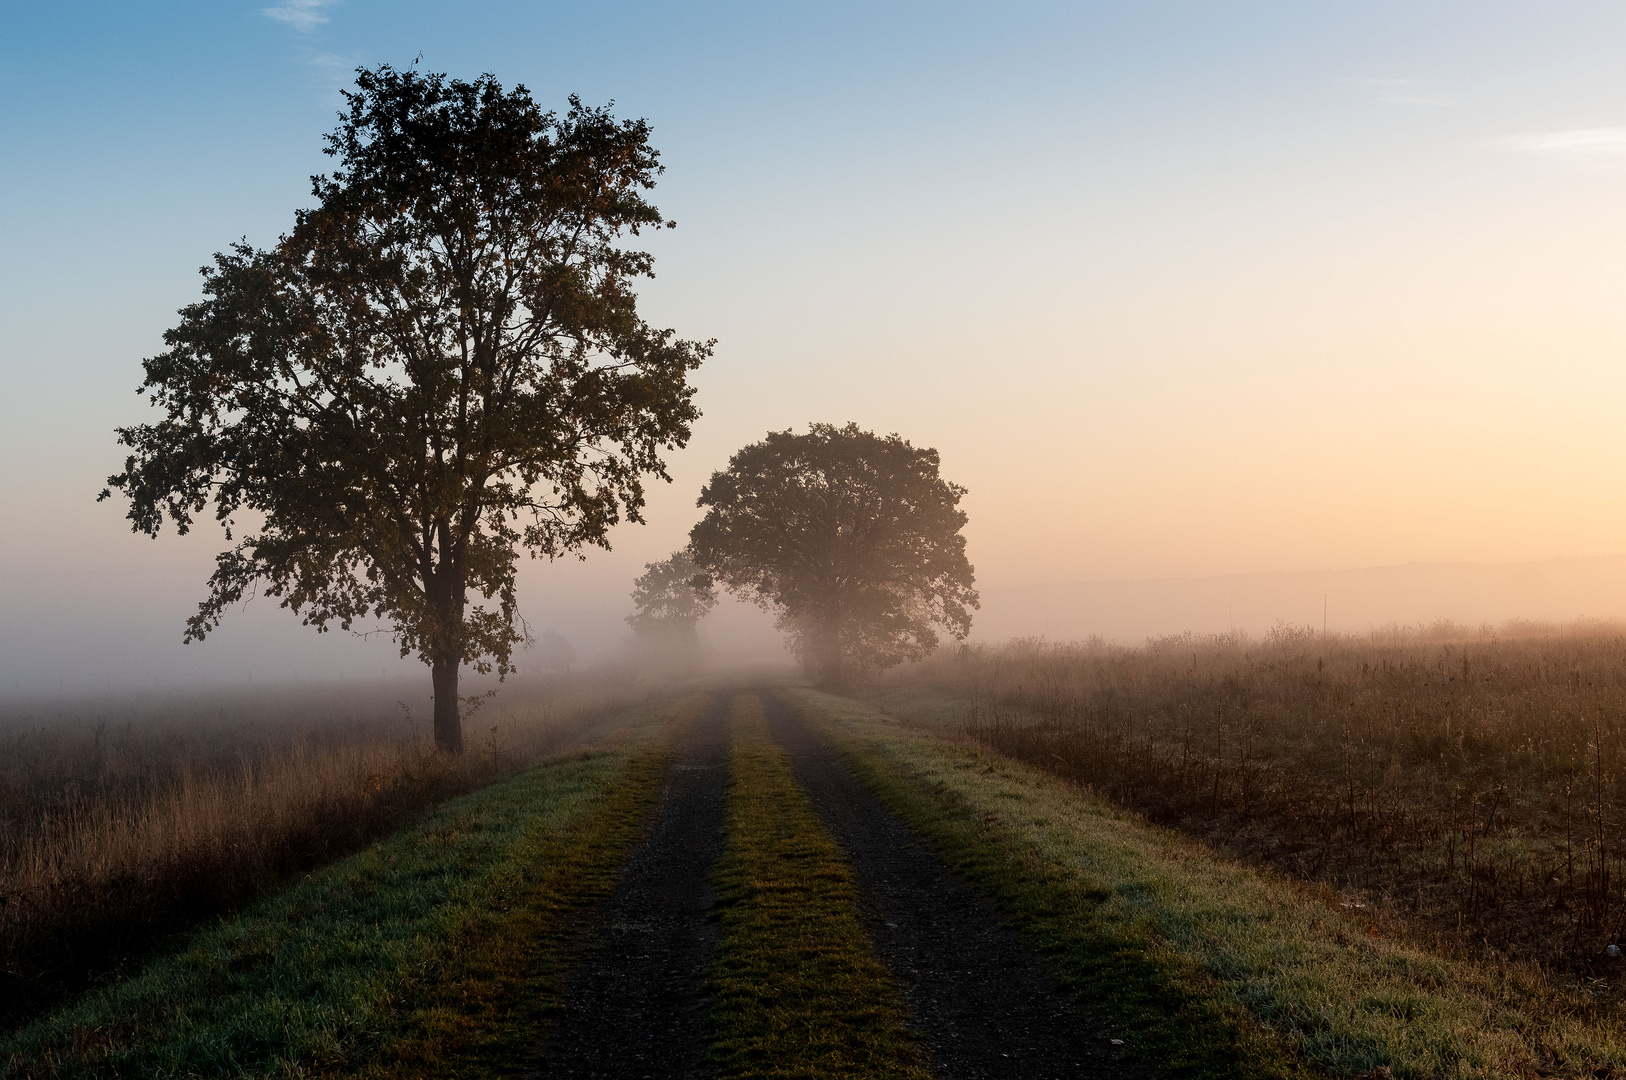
(706, 692), (930, 1079)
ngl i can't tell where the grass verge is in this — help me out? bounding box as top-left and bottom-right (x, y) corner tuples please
(706, 693), (931, 1079)
(878, 632), (1626, 974)
(785, 687), (1626, 1079)
(1, 693), (705, 1080)
(1, 674), (655, 1031)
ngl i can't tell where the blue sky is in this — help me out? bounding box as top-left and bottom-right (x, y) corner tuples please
(5, 3), (1626, 689)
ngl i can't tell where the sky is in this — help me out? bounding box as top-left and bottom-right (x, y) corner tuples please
(4, 2), (1626, 690)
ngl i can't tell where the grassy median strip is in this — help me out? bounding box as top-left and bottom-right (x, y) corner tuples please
(706, 693), (932, 1079)
(2, 693), (706, 1080)
(786, 687), (1626, 1080)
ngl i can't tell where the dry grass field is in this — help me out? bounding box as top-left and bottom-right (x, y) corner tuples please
(0, 671), (662, 1026)
(878, 621), (1626, 985)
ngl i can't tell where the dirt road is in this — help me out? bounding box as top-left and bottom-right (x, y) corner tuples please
(761, 692), (1132, 1080)
(530, 693), (730, 1078)
(535, 688), (1135, 1078)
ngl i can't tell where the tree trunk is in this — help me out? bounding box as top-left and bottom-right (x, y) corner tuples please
(432, 654), (462, 753)
(816, 619), (843, 689)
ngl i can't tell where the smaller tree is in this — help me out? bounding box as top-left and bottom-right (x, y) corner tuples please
(536, 631), (579, 674)
(626, 549), (717, 670)
(689, 423), (978, 685)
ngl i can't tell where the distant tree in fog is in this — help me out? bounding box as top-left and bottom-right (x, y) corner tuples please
(689, 423), (978, 686)
(536, 631), (578, 674)
(99, 65), (709, 752)
(626, 550), (718, 636)
(626, 550), (717, 672)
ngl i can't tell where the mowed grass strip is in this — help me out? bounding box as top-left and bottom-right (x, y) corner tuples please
(786, 688), (1626, 1080)
(706, 693), (932, 1080)
(2, 693), (706, 1080)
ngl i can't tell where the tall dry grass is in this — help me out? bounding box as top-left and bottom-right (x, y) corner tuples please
(0, 670), (659, 1028)
(883, 620), (1626, 982)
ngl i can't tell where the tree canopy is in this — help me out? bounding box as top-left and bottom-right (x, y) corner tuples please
(689, 423), (977, 684)
(101, 65), (710, 751)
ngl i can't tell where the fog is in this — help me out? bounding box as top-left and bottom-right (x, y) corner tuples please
(975, 554), (1626, 643)
(11, 547), (1626, 702)
(0, 573), (794, 699)
(7, 5), (1626, 702)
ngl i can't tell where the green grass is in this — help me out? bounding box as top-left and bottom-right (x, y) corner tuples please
(2, 693), (706, 1080)
(785, 687), (1626, 1080)
(705, 693), (932, 1079)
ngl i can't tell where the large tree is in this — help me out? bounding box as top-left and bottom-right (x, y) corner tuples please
(689, 423), (978, 685)
(101, 65), (710, 751)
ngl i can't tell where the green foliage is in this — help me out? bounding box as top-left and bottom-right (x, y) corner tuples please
(706, 693), (931, 1078)
(689, 423), (978, 685)
(101, 64), (710, 749)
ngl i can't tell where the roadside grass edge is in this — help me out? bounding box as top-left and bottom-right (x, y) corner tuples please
(2, 692), (706, 1080)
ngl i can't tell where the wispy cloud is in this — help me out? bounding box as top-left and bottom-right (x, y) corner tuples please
(264, 0), (335, 31)
(1339, 77), (1448, 107)
(308, 52), (361, 107)
(1497, 126), (1626, 165)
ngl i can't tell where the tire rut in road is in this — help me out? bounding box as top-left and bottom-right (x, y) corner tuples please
(761, 691), (1137, 1080)
(529, 693), (729, 1079)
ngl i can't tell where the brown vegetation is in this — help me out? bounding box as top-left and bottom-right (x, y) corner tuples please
(0, 673), (651, 1028)
(884, 621), (1626, 982)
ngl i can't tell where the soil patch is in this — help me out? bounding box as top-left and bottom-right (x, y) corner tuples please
(762, 691), (1137, 1080)
(529, 693), (729, 1079)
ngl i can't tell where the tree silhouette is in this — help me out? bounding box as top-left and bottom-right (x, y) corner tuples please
(101, 66), (709, 751)
(689, 423), (977, 685)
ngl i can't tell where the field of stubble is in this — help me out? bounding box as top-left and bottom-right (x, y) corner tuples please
(880, 622), (1626, 984)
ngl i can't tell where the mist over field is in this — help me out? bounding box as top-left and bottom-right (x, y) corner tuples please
(974, 554), (1626, 643)
(13, 553), (1626, 698)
